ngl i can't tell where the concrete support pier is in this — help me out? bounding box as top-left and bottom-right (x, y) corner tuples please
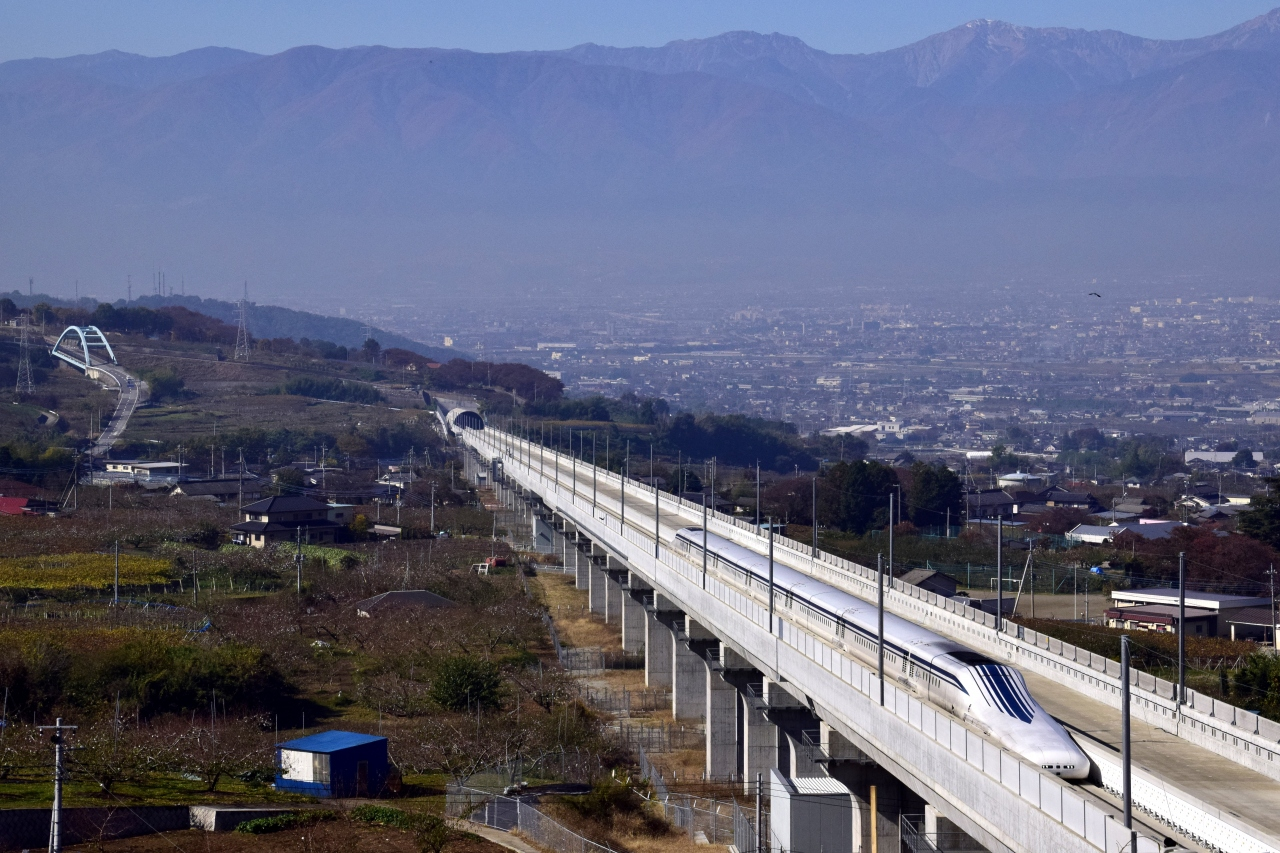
(645, 612), (674, 687)
(742, 696), (777, 793)
(604, 572), (624, 625)
(673, 617), (711, 721)
(621, 592), (646, 654)
(706, 655), (739, 779)
(588, 560), (607, 615)
(573, 537), (588, 590)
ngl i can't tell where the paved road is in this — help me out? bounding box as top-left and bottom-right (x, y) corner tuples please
(90, 362), (147, 454)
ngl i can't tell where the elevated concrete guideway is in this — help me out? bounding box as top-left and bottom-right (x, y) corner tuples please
(462, 424), (1280, 853)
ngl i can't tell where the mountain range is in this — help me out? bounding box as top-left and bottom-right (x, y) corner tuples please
(3, 10), (1280, 303)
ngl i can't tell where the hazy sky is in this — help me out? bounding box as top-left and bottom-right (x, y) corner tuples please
(2, 0), (1277, 62)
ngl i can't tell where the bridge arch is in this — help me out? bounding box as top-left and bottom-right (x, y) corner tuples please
(50, 325), (117, 372)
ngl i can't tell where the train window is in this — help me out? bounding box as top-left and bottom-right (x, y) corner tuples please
(944, 651), (999, 667)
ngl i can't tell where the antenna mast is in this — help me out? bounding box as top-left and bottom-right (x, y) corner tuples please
(234, 282), (251, 361)
(14, 313), (34, 396)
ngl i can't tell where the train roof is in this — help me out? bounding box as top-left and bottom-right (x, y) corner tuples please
(675, 527), (968, 657)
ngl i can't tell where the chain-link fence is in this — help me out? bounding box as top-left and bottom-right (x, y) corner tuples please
(609, 722), (701, 754)
(580, 687), (670, 714)
(445, 785), (617, 853)
(635, 745), (764, 849)
(462, 747), (604, 791)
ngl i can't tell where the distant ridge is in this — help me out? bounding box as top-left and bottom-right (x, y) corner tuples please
(3, 8), (1280, 297)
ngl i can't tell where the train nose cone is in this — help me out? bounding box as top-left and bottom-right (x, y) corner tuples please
(1023, 743), (1091, 780)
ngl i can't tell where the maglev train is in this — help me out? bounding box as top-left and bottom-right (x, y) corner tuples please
(671, 527), (1090, 780)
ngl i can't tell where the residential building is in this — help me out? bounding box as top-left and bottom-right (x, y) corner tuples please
(231, 496), (347, 547)
(898, 568), (958, 598)
(170, 480), (264, 504)
(1108, 588), (1270, 637)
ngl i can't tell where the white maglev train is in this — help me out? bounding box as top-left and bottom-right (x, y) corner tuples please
(671, 527), (1090, 780)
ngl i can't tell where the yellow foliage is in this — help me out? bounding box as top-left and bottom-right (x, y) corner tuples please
(0, 553), (172, 589)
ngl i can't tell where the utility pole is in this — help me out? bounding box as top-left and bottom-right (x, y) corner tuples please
(1178, 552), (1187, 707)
(592, 432), (597, 508)
(1269, 563), (1277, 650)
(39, 718), (76, 853)
(295, 527), (303, 593)
(1121, 636), (1136, 853)
(430, 483), (436, 533)
(113, 541), (119, 606)
(877, 553), (885, 706)
(621, 441), (628, 528)
(237, 448), (244, 510)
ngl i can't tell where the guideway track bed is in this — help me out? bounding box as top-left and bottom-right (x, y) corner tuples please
(467, 425), (1280, 853)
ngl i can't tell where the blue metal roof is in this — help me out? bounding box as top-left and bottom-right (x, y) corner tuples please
(277, 730), (387, 753)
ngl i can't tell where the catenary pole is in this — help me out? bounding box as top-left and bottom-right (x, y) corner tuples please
(654, 446), (660, 558)
(702, 495), (709, 589)
(878, 552), (885, 706)
(755, 463), (761, 528)
(888, 492), (894, 581)
(768, 518), (775, 635)
(996, 515), (1004, 632)
(1178, 551), (1187, 706)
(1121, 635), (1136, 853)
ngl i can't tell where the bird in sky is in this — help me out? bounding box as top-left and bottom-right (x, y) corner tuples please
(1088, 292), (1102, 298)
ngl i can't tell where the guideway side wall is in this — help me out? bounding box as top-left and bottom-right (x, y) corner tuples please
(466, 431), (1177, 853)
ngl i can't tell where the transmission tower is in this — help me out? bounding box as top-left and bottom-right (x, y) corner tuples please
(233, 282), (251, 362)
(14, 313), (34, 396)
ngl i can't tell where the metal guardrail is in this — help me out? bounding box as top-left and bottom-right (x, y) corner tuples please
(900, 814), (988, 853)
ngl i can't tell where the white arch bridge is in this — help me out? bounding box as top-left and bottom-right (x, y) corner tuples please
(50, 325), (144, 454)
(50, 325), (117, 371)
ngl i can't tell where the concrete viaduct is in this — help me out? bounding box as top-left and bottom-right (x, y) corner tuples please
(456, 419), (1280, 853)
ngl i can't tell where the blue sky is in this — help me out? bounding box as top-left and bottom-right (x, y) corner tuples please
(2, 0), (1277, 62)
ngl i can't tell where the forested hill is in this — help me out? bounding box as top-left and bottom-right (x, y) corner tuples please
(2, 291), (460, 361)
